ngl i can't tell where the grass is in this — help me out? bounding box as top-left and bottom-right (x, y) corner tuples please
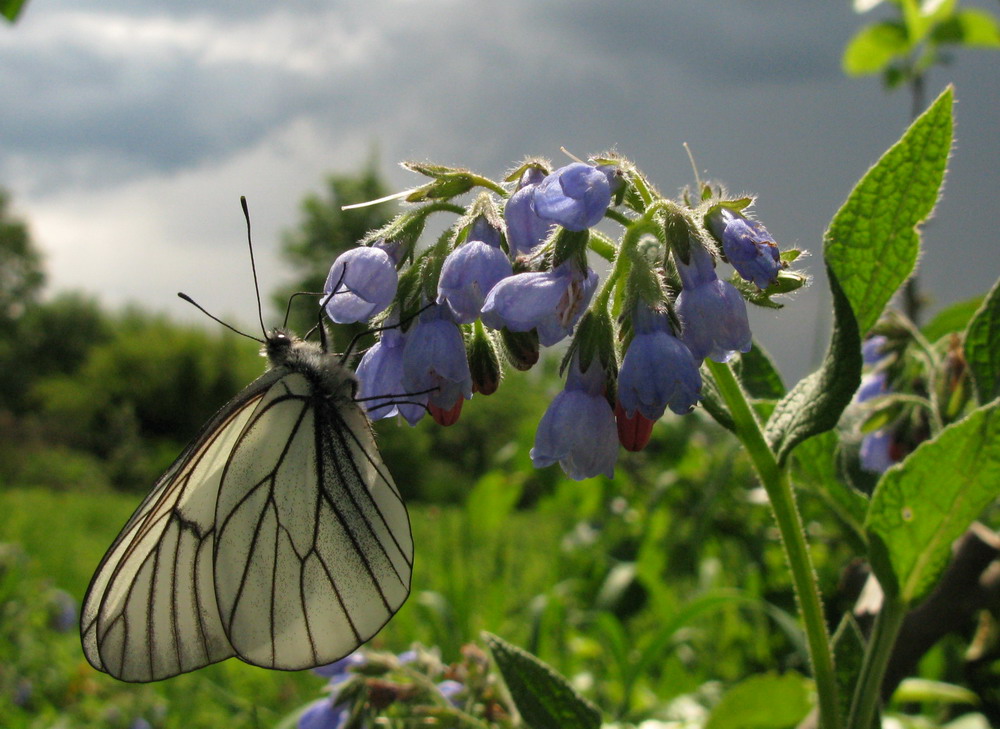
(0, 483), (568, 729)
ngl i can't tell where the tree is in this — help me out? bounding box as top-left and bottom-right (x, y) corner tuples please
(0, 189), (44, 335)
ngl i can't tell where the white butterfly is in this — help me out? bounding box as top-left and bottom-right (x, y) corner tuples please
(81, 204), (412, 682)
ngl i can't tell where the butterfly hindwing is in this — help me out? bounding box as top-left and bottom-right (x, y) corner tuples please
(214, 370), (413, 670)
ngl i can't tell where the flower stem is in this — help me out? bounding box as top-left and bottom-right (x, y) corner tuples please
(705, 359), (840, 729)
(847, 593), (905, 729)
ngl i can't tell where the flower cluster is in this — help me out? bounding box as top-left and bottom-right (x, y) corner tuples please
(297, 646), (494, 729)
(321, 155), (801, 479)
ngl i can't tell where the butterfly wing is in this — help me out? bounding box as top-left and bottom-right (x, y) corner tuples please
(213, 370), (412, 670)
(80, 369), (284, 682)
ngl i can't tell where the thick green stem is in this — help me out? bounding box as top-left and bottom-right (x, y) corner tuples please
(705, 359), (840, 729)
(848, 594), (905, 729)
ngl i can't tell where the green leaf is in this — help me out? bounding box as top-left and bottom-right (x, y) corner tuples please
(922, 296), (984, 341)
(932, 9), (1000, 47)
(764, 268), (862, 465)
(832, 615), (869, 729)
(1, 0), (27, 22)
(791, 431), (869, 547)
(734, 342), (785, 399)
(704, 673), (813, 729)
(825, 86), (953, 336)
(842, 21), (910, 75)
(699, 368), (737, 434)
(466, 472), (524, 538)
(483, 632), (602, 729)
(891, 677), (980, 706)
(866, 400), (1000, 604)
(964, 276), (1000, 404)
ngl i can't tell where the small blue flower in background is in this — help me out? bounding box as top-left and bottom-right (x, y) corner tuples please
(437, 219), (512, 324)
(856, 335), (896, 474)
(436, 679), (464, 707)
(402, 305), (473, 410)
(504, 167), (552, 257)
(324, 245), (399, 324)
(531, 351), (618, 480)
(533, 163), (616, 231)
(481, 260), (598, 346)
(859, 428), (895, 474)
(862, 334), (888, 365)
(356, 326), (426, 425)
(313, 652), (367, 680)
(618, 306), (702, 420)
(298, 698), (349, 729)
(708, 208), (782, 289)
(301, 653), (366, 729)
(675, 242), (752, 362)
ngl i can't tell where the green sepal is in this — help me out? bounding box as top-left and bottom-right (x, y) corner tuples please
(504, 159), (550, 183)
(483, 632), (602, 729)
(964, 275), (1000, 404)
(499, 328), (540, 371)
(662, 208), (696, 265)
(564, 308), (616, 381)
(405, 174), (476, 203)
(551, 228), (591, 269)
(468, 321), (502, 395)
(360, 209), (429, 260)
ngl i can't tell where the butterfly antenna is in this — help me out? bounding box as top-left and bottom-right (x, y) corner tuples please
(283, 291), (325, 329)
(240, 196), (268, 340)
(177, 292), (265, 344)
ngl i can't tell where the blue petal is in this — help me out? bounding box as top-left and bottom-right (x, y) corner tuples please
(618, 330), (701, 419)
(401, 309), (472, 408)
(677, 278), (752, 363)
(533, 163), (612, 231)
(298, 699), (348, 729)
(437, 241), (513, 323)
(531, 390), (617, 480)
(324, 247), (398, 324)
(356, 332), (426, 424)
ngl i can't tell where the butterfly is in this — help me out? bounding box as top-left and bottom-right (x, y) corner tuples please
(80, 201), (412, 682)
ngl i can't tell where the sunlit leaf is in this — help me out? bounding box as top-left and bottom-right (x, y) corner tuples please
(866, 400), (1000, 604)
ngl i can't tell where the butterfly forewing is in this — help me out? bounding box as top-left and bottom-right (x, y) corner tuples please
(214, 370), (413, 671)
(81, 377), (274, 681)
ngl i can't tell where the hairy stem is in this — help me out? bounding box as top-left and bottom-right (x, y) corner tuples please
(706, 359), (840, 729)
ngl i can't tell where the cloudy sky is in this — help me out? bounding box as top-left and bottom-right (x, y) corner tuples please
(2, 0), (998, 381)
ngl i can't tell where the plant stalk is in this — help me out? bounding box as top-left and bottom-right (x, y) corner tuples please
(847, 593), (905, 729)
(705, 359), (839, 729)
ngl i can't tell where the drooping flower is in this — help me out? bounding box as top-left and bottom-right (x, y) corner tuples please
(481, 260), (598, 346)
(708, 208), (782, 289)
(504, 167), (552, 257)
(617, 306), (701, 420)
(531, 351), (618, 480)
(401, 305), (473, 411)
(437, 219), (512, 323)
(355, 326), (425, 425)
(533, 163), (616, 231)
(675, 242), (752, 362)
(324, 245), (398, 324)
